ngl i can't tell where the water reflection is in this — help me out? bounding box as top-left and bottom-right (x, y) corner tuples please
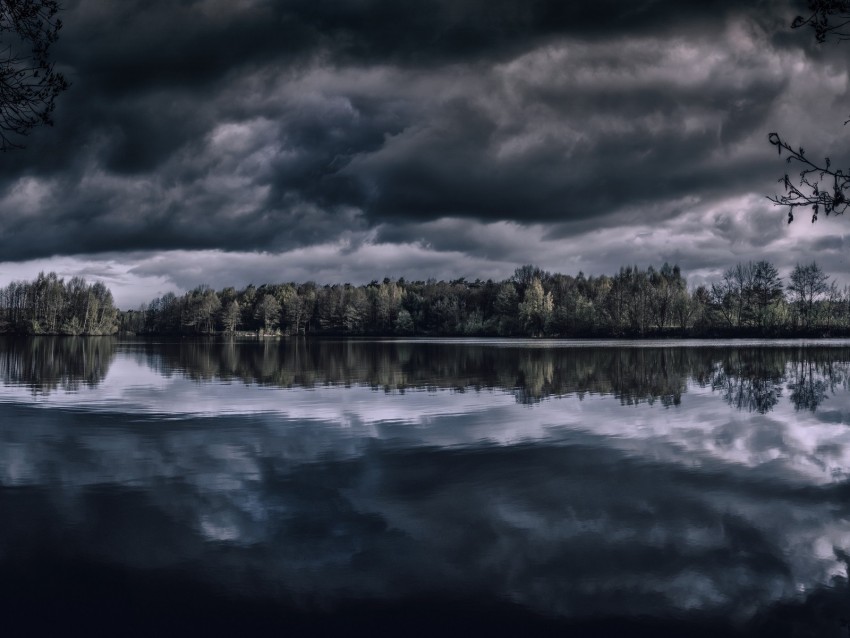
(3, 402), (850, 635)
(787, 353), (850, 412)
(3, 337), (850, 413)
(3, 338), (850, 635)
(0, 336), (114, 394)
(143, 339), (698, 406)
(141, 339), (850, 412)
(709, 349), (787, 414)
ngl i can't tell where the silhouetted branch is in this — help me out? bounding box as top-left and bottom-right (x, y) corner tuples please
(791, 0), (850, 42)
(768, 132), (850, 223)
(0, 0), (68, 150)
(769, 1), (850, 222)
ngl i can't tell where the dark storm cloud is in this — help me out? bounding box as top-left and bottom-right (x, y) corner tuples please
(58, 0), (790, 80)
(0, 0), (819, 263)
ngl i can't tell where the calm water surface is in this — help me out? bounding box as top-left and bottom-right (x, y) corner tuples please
(3, 337), (850, 636)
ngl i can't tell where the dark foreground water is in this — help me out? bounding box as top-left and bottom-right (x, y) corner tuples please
(3, 337), (850, 636)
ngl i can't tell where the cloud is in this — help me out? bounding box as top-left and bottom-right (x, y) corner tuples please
(0, 0), (845, 295)
(3, 189), (846, 310)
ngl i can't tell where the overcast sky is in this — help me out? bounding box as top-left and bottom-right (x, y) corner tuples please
(0, 0), (848, 308)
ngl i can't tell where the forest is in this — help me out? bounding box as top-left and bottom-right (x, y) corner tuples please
(0, 271), (118, 335)
(121, 260), (850, 338)
(1, 260), (849, 337)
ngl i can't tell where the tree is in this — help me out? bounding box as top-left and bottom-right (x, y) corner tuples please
(512, 264), (545, 295)
(279, 284), (305, 335)
(647, 263), (684, 331)
(672, 285), (698, 332)
(221, 300), (240, 334)
(788, 261), (829, 329)
(518, 277), (553, 336)
(255, 294), (281, 334)
(394, 308), (414, 334)
(611, 266), (650, 334)
(493, 281), (519, 335)
(373, 280), (403, 331)
(183, 285), (220, 334)
(748, 260), (783, 332)
(710, 263), (754, 329)
(823, 281), (844, 330)
(0, 0), (69, 150)
(769, 1), (850, 221)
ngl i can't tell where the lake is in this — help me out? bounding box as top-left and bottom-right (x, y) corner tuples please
(2, 337), (850, 636)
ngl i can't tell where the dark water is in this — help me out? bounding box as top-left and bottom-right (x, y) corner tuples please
(3, 337), (850, 636)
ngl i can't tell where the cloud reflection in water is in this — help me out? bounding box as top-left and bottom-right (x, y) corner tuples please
(2, 339), (850, 633)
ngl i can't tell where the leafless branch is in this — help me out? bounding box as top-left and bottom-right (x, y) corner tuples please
(0, 0), (68, 150)
(768, 1), (850, 222)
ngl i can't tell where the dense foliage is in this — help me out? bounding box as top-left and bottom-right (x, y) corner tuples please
(118, 261), (850, 338)
(0, 271), (118, 334)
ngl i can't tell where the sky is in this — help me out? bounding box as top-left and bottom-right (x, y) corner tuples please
(1, 0), (849, 308)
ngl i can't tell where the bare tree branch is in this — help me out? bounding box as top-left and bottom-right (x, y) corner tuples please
(0, 0), (68, 150)
(768, 132), (850, 223)
(791, 0), (850, 42)
(769, 1), (850, 222)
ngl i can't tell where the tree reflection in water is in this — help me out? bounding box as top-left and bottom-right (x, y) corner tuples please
(786, 350), (850, 412)
(138, 339), (698, 406)
(0, 336), (114, 394)
(5, 338), (850, 635)
(707, 347), (850, 413)
(3, 338), (850, 413)
(137, 339), (850, 412)
(709, 349), (786, 414)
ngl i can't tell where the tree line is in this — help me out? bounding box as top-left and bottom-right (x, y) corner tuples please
(114, 260), (850, 338)
(2, 261), (847, 337)
(0, 271), (118, 335)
